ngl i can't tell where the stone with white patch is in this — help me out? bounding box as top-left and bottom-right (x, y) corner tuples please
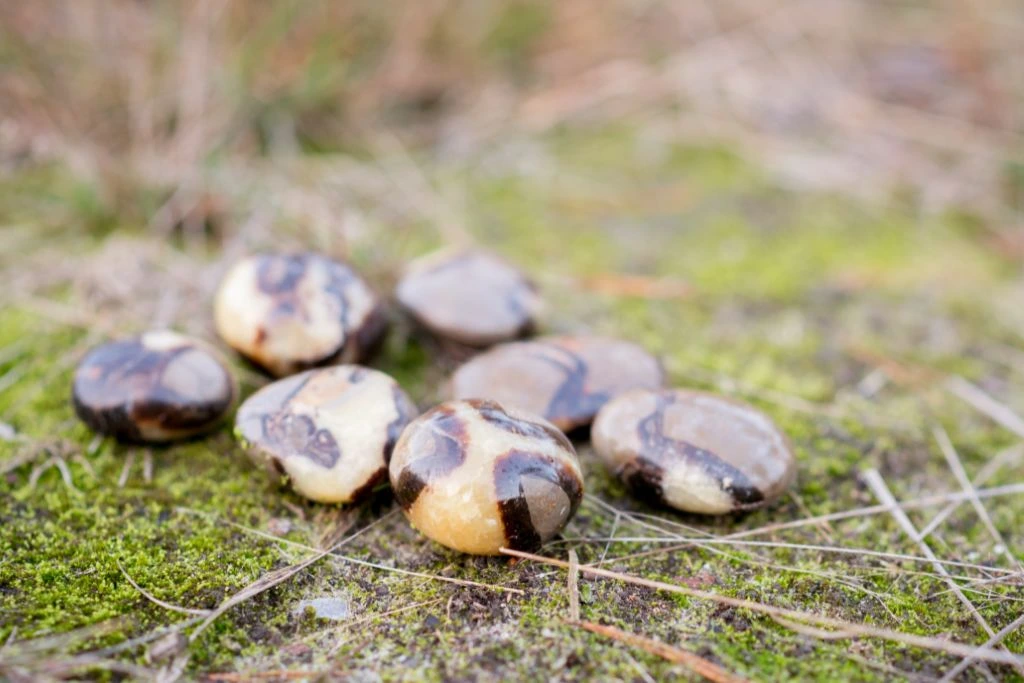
(449, 336), (664, 431)
(72, 331), (237, 443)
(592, 389), (796, 514)
(396, 248), (541, 346)
(389, 399), (583, 555)
(214, 252), (386, 377)
(235, 365), (417, 504)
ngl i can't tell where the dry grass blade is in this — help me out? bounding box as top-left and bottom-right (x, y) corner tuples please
(0, 449), (46, 476)
(323, 553), (525, 595)
(1, 653), (157, 681)
(316, 505), (362, 550)
(844, 345), (939, 388)
(87, 618), (204, 658)
(155, 650), (190, 683)
(932, 425), (1022, 570)
(919, 443), (1024, 540)
(142, 449), (154, 484)
(862, 468), (1023, 679)
(569, 537), (1020, 575)
(0, 618), (156, 682)
(0, 618), (129, 656)
(117, 451), (135, 488)
(770, 615), (860, 640)
(51, 454), (76, 491)
(568, 549), (580, 623)
(326, 597), (447, 656)
(575, 620), (749, 683)
(723, 482), (1024, 541)
(187, 509), (526, 595)
(942, 612), (1024, 682)
(622, 650), (658, 683)
(189, 547), (332, 643)
(946, 376), (1024, 439)
(184, 509), (396, 643)
(116, 560), (212, 617)
(500, 548), (1024, 666)
(1, 628), (16, 653)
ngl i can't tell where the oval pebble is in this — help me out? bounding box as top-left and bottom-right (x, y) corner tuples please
(449, 336), (664, 431)
(72, 331), (236, 443)
(592, 389), (796, 514)
(214, 252), (387, 377)
(396, 248), (541, 346)
(235, 365), (417, 504)
(389, 399), (583, 555)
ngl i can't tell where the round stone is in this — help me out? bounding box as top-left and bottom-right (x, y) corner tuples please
(235, 365), (417, 504)
(449, 336), (664, 431)
(395, 248), (541, 346)
(214, 252), (387, 377)
(592, 389), (796, 514)
(389, 399), (583, 555)
(72, 331), (237, 443)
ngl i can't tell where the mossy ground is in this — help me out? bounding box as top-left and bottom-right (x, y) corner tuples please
(1, 122), (1023, 681)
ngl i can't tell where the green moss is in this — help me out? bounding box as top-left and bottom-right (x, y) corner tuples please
(484, 1), (552, 73)
(2, 122), (1022, 680)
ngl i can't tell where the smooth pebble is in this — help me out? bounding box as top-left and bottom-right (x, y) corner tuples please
(592, 388), (796, 514)
(389, 399), (583, 555)
(235, 365), (417, 504)
(396, 248), (541, 346)
(214, 252), (386, 377)
(72, 331), (236, 443)
(449, 336), (664, 431)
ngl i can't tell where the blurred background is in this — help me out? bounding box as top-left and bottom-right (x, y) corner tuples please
(3, 0), (1022, 392)
(1, 0), (1020, 236)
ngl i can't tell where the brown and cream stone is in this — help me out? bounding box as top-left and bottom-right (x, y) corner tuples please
(72, 331), (237, 443)
(214, 252), (387, 377)
(449, 336), (664, 431)
(235, 365), (417, 504)
(395, 248), (541, 346)
(389, 399), (583, 555)
(592, 389), (796, 514)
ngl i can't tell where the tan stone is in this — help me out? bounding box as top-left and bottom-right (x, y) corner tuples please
(214, 253), (385, 377)
(236, 366), (417, 504)
(389, 399), (583, 555)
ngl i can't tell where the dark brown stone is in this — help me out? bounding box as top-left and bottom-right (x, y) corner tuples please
(72, 331), (236, 443)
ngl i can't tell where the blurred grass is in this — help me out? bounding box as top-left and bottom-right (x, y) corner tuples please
(1, 1), (1024, 681)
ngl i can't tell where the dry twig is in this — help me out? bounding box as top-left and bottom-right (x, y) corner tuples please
(501, 548), (1024, 667)
(862, 468), (1023, 679)
(568, 549), (580, 623)
(116, 560), (212, 617)
(575, 620), (749, 683)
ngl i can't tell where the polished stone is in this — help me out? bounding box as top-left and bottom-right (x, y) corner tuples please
(72, 331), (236, 443)
(450, 335), (664, 431)
(214, 252), (386, 377)
(389, 399), (583, 555)
(235, 365), (416, 504)
(592, 388), (796, 514)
